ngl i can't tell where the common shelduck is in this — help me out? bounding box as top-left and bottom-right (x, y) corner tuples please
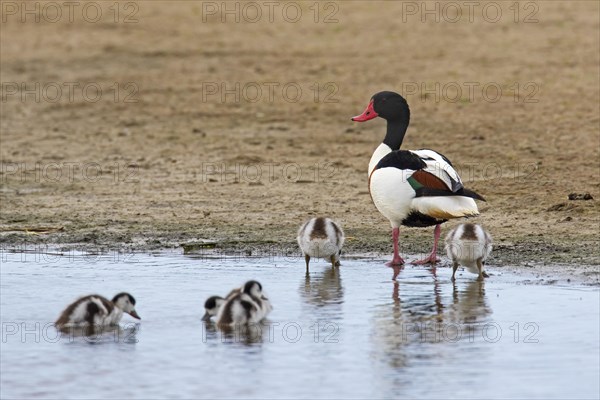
(216, 281), (272, 326)
(445, 223), (492, 280)
(352, 91), (485, 267)
(55, 292), (140, 331)
(297, 217), (345, 271)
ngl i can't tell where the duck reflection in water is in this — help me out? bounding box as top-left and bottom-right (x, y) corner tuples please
(300, 266), (344, 310)
(448, 279), (492, 326)
(371, 276), (491, 371)
(389, 262), (437, 281)
(202, 320), (269, 346)
(61, 323), (140, 344)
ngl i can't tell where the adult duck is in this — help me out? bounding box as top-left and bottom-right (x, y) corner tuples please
(352, 91), (485, 266)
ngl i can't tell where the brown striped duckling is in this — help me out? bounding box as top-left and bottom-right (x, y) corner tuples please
(202, 287), (241, 321)
(445, 223), (492, 281)
(55, 292), (140, 330)
(202, 296), (226, 321)
(297, 217), (345, 271)
(216, 280), (272, 327)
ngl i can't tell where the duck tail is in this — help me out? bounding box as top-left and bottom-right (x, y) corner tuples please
(458, 188), (486, 202)
(415, 187), (486, 201)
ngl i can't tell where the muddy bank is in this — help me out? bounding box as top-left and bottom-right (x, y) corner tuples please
(1, 2), (598, 283)
(1, 226), (598, 286)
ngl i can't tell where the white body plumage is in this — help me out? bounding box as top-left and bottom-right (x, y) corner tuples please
(65, 296), (119, 327)
(216, 281), (272, 326)
(368, 144), (479, 227)
(202, 287), (242, 320)
(55, 293), (140, 330)
(216, 294), (264, 325)
(297, 217), (345, 269)
(445, 223), (492, 279)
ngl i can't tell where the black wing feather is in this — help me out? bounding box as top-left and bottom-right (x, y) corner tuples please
(374, 150), (485, 201)
(375, 150), (427, 171)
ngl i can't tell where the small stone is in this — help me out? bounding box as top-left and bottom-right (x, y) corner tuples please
(568, 192), (593, 201)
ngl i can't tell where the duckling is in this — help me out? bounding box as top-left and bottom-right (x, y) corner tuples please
(445, 223), (492, 281)
(216, 280), (272, 326)
(297, 217), (345, 271)
(202, 296), (225, 321)
(202, 287), (242, 321)
(55, 292), (140, 331)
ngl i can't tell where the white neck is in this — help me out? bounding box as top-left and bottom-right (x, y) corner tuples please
(368, 143), (393, 176)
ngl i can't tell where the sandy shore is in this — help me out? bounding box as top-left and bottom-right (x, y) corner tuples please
(1, 2), (598, 283)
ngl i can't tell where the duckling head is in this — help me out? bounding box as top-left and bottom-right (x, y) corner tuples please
(202, 296), (225, 321)
(242, 280), (264, 297)
(112, 292), (141, 320)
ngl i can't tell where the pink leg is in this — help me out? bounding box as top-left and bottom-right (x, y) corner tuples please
(391, 265), (402, 281)
(412, 224), (442, 265)
(385, 227), (405, 267)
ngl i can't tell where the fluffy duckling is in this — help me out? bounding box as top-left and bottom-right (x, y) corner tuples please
(297, 217), (345, 271)
(202, 296), (225, 321)
(445, 223), (492, 281)
(216, 280), (272, 326)
(55, 292), (140, 330)
(202, 288), (241, 321)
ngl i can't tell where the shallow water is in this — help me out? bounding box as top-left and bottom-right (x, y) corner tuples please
(1, 251), (598, 399)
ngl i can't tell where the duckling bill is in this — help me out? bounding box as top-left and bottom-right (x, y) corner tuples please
(297, 217), (345, 271)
